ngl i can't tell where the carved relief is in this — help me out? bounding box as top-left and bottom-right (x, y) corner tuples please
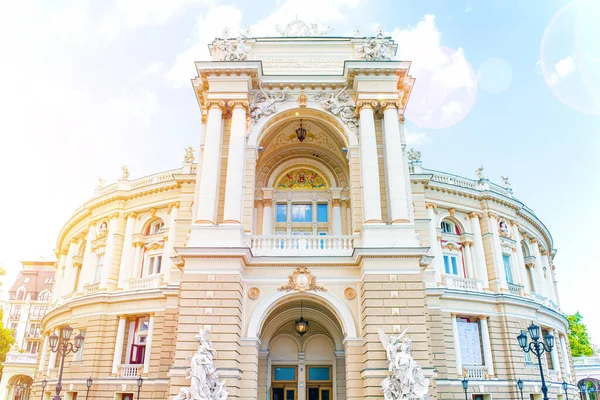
(498, 219), (511, 238)
(344, 287), (357, 300)
(96, 220), (108, 238)
(248, 287), (260, 300)
(276, 169), (328, 190)
(357, 28), (392, 61)
(249, 87), (291, 121)
(275, 19), (333, 37)
(213, 36), (250, 61)
(313, 87), (358, 130)
(278, 267), (326, 292)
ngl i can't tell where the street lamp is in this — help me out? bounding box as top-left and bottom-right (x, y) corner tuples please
(517, 322), (554, 400)
(579, 383), (587, 400)
(462, 378), (469, 400)
(40, 380), (47, 400)
(136, 375), (143, 400)
(85, 377), (93, 400)
(49, 326), (85, 400)
(563, 381), (570, 400)
(517, 379), (524, 400)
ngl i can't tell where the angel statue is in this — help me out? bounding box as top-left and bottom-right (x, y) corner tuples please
(313, 86), (358, 130)
(475, 165), (485, 181)
(249, 86), (291, 121)
(175, 330), (228, 400)
(378, 328), (430, 400)
(184, 146), (195, 163)
(121, 165), (130, 180)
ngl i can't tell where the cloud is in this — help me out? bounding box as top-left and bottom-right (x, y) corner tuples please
(546, 55), (577, 86)
(442, 101), (463, 118)
(405, 130), (429, 145)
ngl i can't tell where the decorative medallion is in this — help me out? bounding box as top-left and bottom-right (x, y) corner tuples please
(344, 287), (357, 300)
(276, 169), (327, 190)
(248, 287), (261, 299)
(498, 219), (510, 238)
(96, 220), (108, 238)
(278, 267), (326, 292)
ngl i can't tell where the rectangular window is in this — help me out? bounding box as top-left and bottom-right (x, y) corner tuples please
(441, 221), (454, 234)
(503, 254), (514, 283)
(443, 254), (459, 275)
(276, 204), (287, 222)
(147, 255), (162, 275)
(291, 204), (312, 222)
(93, 254), (104, 284)
(308, 366), (331, 381)
(75, 329), (86, 361)
(456, 318), (483, 366)
(524, 350), (534, 364)
(317, 204), (328, 222)
(26, 340), (39, 354)
(273, 366), (296, 381)
(544, 330), (554, 370)
(24, 277), (31, 283)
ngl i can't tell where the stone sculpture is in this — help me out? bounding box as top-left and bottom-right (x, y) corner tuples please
(184, 146), (195, 163)
(121, 165), (130, 180)
(378, 328), (430, 400)
(214, 36), (249, 61)
(357, 27), (392, 61)
(407, 149), (421, 162)
(249, 86), (291, 121)
(475, 165), (485, 180)
(313, 86), (358, 130)
(175, 330), (228, 400)
(275, 19), (333, 37)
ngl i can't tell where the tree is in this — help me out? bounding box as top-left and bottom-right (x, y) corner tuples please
(566, 311), (594, 357)
(0, 307), (15, 379)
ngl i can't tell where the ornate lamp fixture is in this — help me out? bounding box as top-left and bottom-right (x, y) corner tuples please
(295, 119), (307, 143)
(295, 299), (309, 336)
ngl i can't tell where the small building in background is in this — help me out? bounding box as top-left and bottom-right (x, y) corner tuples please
(0, 260), (55, 400)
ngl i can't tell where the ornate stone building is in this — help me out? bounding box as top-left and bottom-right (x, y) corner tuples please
(33, 27), (575, 400)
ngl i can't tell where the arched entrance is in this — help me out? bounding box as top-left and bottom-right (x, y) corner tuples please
(7, 375), (33, 400)
(579, 378), (600, 400)
(251, 291), (358, 400)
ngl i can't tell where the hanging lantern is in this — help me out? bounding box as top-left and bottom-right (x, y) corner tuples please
(295, 119), (307, 143)
(295, 299), (309, 336)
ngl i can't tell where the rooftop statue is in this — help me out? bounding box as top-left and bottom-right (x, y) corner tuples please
(121, 165), (130, 180)
(379, 328), (430, 400)
(357, 27), (392, 61)
(214, 35), (249, 62)
(500, 175), (511, 188)
(407, 149), (422, 162)
(275, 18), (333, 37)
(175, 330), (228, 400)
(475, 165), (485, 181)
(184, 146), (195, 163)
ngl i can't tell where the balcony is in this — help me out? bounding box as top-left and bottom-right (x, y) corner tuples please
(83, 282), (100, 295)
(463, 365), (488, 379)
(126, 274), (164, 291)
(248, 235), (355, 256)
(442, 275), (483, 293)
(4, 352), (37, 364)
(574, 356), (600, 366)
(118, 364), (142, 378)
(508, 282), (523, 295)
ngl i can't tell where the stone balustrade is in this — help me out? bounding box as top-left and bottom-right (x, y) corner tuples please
(463, 365), (487, 379)
(126, 274), (164, 291)
(248, 235), (355, 256)
(442, 275), (483, 292)
(83, 282), (100, 295)
(5, 352), (37, 364)
(508, 282), (523, 295)
(119, 364), (142, 378)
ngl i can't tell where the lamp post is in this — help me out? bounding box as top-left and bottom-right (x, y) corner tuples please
(40, 379), (47, 400)
(563, 381), (570, 400)
(517, 322), (554, 400)
(462, 378), (469, 400)
(136, 375), (143, 400)
(85, 377), (93, 400)
(517, 379), (524, 400)
(49, 326), (85, 400)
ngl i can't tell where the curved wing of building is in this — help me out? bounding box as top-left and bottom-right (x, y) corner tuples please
(28, 31), (575, 400)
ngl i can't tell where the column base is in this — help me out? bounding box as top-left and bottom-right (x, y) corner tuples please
(188, 224), (246, 247)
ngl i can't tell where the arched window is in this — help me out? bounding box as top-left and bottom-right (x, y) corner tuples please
(38, 291), (50, 302)
(145, 219), (165, 235)
(16, 287), (26, 301)
(441, 218), (462, 235)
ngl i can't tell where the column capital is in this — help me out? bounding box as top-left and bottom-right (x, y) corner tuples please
(227, 100), (249, 111)
(510, 220), (519, 227)
(167, 202), (180, 213)
(541, 249), (549, 256)
(379, 100), (402, 114)
(529, 237), (538, 244)
(206, 100), (227, 112)
(356, 100), (378, 112)
(425, 202), (437, 209)
(478, 315), (489, 320)
(486, 211), (498, 219)
(254, 199), (263, 208)
(125, 211), (137, 219)
(468, 211), (482, 219)
(108, 211), (121, 220)
(332, 198), (341, 207)
(263, 198), (273, 207)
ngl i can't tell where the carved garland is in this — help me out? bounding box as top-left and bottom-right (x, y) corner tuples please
(278, 267), (326, 292)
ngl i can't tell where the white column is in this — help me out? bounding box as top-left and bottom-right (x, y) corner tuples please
(52, 251), (67, 303)
(192, 122), (206, 223)
(38, 335), (49, 371)
(81, 223), (96, 287)
(487, 212), (508, 290)
(62, 239), (78, 297)
(131, 243), (143, 279)
(312, 197), (318, 235)
(117, 213), (136, 289)
(426, 204), (442, 283)
(512, 223), (530, 295)
(332, 199), (342, 236)
(101, 214), (119, 287)
(480, 316), (495, 376)
(541, 251), (556, 303)
(163, 203), (179, 283)
(358, 102), (382, 224)
(196, 102), (224, 224)
(254, 200), (263, 235)
(223, 102), (248, 224)
(451, 315), (463, 375)
(382, 103), (410, 223)
(463, 243), (475, 279)
(47, 328), (59, 374)
(530, 239), (546, 296)
(340, 200), (348, 235)
(469, 212), (489, 289)
(560, 335), (571, 377)
(262, 199), (273, 235)
(551, 329), (561, 375)
(112, 317), (127, 374)
(142, 315), (155, 374)
(346, 200), (352, 234)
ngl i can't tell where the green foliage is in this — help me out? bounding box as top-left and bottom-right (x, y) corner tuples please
(566, 311), (594, 357)
(0, 307), (16, 378)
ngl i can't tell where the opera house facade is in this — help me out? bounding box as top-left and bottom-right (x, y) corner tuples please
(32, 27), (575, 400)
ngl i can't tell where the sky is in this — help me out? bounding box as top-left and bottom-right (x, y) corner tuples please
(0, 0), (599, 342)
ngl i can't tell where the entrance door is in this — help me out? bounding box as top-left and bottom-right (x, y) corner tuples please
(307, 386), (331, 400)
(272, 387), (296, 400)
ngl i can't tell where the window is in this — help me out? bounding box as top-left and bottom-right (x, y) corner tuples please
(16, 288), (26, 300)
(45, 278), (54, 284)
(129, 317), (149, 364)
(29, 323), (41, 337)
(307, 366), (331, 381)
(443, 254), (459, 275)
(291, 204), (312, 222)
(147, 255), (162, 275)
(11, 305), (21, 319)
(524, 350), (534, 364)
(24, 277), (31, 283)
(456, 317), (483, 367)
(93, 254), (104, 284)
(146, 220), (164, 235)
(10, 323), (17, 337)
(74, 329), (86, 361)
(317, 204), (328, 222)
(26, 340), (39, 354)
(441, 220), (460, 234)
(276, 204), (287, 222)
(502, 254), (514, 284)
(38, 291), (50, 301)
(543, 329), (554, 370)
(273, 367), (296, 381)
